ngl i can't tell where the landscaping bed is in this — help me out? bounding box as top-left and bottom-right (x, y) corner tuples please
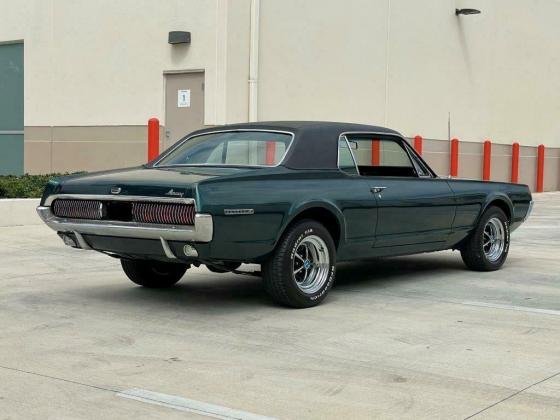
(0, 174), (67, 199)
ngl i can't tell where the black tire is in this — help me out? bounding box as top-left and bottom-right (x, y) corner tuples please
(206, 262), (242, 273)
(460, 206), (510, 271)
(121, 259), (188, 288)
(262, 219), (336, 308)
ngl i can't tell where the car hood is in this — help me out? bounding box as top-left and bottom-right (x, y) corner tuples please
(50, 166), (257, 199)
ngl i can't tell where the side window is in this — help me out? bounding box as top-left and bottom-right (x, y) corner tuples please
(346, 135), (417, 177)
(338, 138), (359, 175)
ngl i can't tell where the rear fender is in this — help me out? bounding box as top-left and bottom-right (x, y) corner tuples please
(274, 201), (346, 249)
(477, 193), (513, 224)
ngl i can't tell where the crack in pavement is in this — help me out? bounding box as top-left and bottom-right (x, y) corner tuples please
(0, 364), (118, 394)
(464, 371), (560, 419)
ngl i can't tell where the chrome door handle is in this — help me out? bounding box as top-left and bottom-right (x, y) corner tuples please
(371, 186), (387, 194)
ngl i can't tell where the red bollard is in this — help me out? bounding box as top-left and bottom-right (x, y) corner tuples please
(537, 144), (545, 192)
(414, 135), (423, 155)
(511, 142), (519, 183)
(483, 140), (492, 181)
(450, 138), (459, 177)
(265, 141), (276, 165)
(371, 139), (380, 166)
(148, 117), (160, 161)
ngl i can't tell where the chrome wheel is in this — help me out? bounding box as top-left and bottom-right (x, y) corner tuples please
(483, 217), (505, 262)
(292, 235), (330, 294)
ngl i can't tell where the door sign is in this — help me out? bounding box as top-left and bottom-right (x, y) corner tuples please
(177, 89), (191, 108)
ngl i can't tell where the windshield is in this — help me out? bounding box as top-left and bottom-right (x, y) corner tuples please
(155, 130), (293, 167)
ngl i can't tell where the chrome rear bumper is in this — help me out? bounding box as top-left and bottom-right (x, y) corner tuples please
(36, 206), (213, 243)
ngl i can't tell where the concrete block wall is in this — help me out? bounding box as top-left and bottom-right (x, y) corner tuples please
(410, 138), (560, 192)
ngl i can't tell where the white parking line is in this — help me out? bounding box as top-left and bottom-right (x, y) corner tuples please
(461, 301), (560, 316)
(116, 388), (276, 420)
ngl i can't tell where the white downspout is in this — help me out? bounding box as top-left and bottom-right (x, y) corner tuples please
(248, 0), (260, 122)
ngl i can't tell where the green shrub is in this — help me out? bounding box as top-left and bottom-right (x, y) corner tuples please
(0, 173), (82, 199)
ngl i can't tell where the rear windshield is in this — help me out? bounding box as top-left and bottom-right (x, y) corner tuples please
(155, 131), (293, 167)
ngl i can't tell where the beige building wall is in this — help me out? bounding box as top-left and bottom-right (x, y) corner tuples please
(258, 0), (560, 147)
(0, 0), (251, 173)
(0, 0), (559, 177)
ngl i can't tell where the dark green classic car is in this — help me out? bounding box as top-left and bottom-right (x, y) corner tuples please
(38, 122), (533, 307)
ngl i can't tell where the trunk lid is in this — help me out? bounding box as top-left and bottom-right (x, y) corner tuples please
(56, 166), (256, 198)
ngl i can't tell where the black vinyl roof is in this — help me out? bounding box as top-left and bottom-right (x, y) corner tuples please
(191, 121), (402, 169)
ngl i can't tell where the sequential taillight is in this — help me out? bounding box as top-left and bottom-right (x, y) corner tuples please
(51, 199), (195, 226)
(52, 199), (103, 220)
(131, 202), (195, 225)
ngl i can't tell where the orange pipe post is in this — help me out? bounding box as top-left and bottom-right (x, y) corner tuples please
(511, 142), (520, 183)
(483, 140), (492, 181)
(371, 139), (380, 166)
(450, 138), (459, 177)
(414, 135), (423, 155)
(148, 117), (160, 161)
(536, 144), (545, 192)
(265, 141), (276, 165)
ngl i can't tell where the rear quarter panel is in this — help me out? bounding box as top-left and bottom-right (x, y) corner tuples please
(196, 169), (376, 262)
(446, 179), (532, 244)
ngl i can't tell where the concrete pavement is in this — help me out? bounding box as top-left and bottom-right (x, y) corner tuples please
(0, 198), (41, 227)
(0, 193), (559, 419)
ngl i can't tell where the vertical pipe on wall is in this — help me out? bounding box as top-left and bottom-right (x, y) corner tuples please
(147, 118), (160, 161)
(248, 0), (260, 122)
(450, 138), (459, 177)
(371, 140), (381, 166)
(483, 140), (492, 181)
(413, 135), (423, 155)
(511, 142), (520, 183)
(537, 144), (545, 192)
(383, 0), (391, 125)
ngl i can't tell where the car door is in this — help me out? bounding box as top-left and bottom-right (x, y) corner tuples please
(345, 133), (456, 253)
(336, 136), (379, 260)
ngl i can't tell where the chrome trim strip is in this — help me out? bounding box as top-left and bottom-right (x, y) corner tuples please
(37, 206), (213, 243)
(160, 238), (177, 259)
(44, 194), (195, 208)
(73, 231), (92, 250)
(224, 208), (255, 215)
(152, 129), (296, 168)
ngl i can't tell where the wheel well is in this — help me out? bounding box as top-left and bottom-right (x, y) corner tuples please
(286, 207), (341, 248)
(488, 199), (512, 221)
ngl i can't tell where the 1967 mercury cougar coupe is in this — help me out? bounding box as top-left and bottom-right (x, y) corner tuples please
(38, 122), (533, 307)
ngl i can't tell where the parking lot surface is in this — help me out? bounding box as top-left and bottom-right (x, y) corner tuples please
(1, 193), (559, 419)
